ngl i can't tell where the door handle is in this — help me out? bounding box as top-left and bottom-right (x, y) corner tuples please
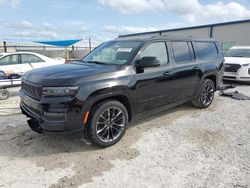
(193, 66), (199, 70)
(163, 71), (171, 77)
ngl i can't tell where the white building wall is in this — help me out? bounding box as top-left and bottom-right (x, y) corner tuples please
(213, 22), (250, 49)
(120, 21), (250, 50)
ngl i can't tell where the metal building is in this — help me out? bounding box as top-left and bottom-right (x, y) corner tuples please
(119, 19), (250, 51)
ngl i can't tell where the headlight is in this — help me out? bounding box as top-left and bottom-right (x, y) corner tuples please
(42, 86), (79, 97)
(242, 63), (249, 66)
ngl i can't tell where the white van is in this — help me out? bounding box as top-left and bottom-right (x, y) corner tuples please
(223, 46), (250, 82)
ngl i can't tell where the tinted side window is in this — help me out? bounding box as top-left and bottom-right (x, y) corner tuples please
(21, 54), (44, 64)
(0, 55), (19, 65)
(196, 42), (218, 59)
(141, 42), (168, 65)
(171, 42), (192, 63)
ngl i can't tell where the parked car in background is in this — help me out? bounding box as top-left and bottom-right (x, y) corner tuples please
(20, 36), (224, 147)
(223, 46), (250, 83)
(0, 52), (64, 79)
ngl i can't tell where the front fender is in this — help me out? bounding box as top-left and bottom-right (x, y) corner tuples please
(79, 85), (134, 121)
(86, 86), (132, 105)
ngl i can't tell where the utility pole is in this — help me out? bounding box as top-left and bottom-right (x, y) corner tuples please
(88, 38), (91, 52)
(3, 41), (7, 53)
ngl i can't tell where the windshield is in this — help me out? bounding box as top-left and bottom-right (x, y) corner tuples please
(83, 40), (143, 65)
(225, 48), (250, 58)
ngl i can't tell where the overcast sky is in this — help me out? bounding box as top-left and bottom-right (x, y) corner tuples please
(1, 0), (250, 46)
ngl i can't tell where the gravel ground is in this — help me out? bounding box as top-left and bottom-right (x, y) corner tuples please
(0, 87), (20, 116)
(0, 85), (249, 188)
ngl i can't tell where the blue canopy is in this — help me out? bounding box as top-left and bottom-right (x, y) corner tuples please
(34, 39), (82, 47)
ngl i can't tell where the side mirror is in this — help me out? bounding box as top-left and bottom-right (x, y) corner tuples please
(136, 56), (160, 68)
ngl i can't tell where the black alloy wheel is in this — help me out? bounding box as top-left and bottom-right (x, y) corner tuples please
(202, 82), (214, 106)
(96, 107), (125, 143)
(87, 100), (128, 147)
(192, 79), (215, 108)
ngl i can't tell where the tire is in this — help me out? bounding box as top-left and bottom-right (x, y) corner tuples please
(0, 89), (9, 100)
(87, 100), (128, 147)
(192, 79), (215, 108)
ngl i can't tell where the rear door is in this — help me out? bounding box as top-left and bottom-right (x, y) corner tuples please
(20, 54), (45, 72)
(194, 41), (223, 88)
(170, 41), (201, 101)
(133, 41), (175, 113)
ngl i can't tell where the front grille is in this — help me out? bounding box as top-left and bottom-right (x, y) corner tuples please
(225, 64), (241, 73)
(22, 81), (42, 100)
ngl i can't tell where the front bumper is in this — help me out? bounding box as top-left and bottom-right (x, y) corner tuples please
(20, 90), (86, 133)
(223, 65), (250, 83)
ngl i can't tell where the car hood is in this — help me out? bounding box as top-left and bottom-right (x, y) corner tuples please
(22, 62), (121, 86)
(224, 57), (250, 65)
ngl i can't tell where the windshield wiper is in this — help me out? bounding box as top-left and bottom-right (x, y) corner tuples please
(85, 60), (107, 65)
(231, 55), (244, 57)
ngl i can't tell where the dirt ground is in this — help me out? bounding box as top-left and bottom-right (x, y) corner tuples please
(0, 85), (249, 188)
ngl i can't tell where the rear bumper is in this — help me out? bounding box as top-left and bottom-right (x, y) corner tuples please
(20, 90), (86, 133)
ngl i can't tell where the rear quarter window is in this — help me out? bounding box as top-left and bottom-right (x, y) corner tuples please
(196, 42), (218, 59)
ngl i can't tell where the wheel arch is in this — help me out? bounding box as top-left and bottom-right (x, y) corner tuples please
(204, 74), (216, 88)
(85, 89), (133, 122)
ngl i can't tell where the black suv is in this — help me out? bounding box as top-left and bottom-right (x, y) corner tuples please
(20, 36), (224, 147)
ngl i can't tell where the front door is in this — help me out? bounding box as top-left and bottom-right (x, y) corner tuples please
(133, 41), (175, 114)
(0, 54), (22, 76)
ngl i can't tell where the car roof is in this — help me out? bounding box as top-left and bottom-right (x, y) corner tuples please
(230, 46), (250, 49)
(0, 52), (51, 60)
(0, 52), (45, 56)
(115, 35), (217, 42)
